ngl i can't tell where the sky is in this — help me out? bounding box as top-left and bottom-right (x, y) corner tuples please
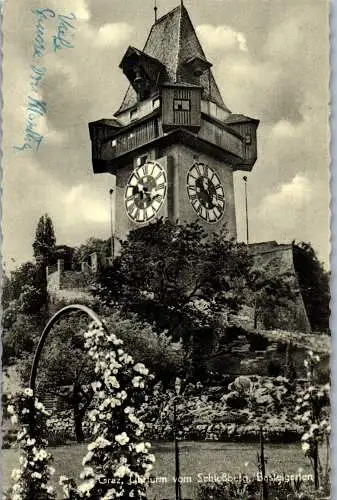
(2, 0), (330, 271)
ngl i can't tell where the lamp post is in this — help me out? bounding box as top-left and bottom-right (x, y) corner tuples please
(109, 189), (115, 260)
(174, 377), (182, 500)
(243, 176), (249, 245)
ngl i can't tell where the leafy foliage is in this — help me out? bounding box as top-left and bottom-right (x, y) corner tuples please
(94, 220), (251, 344)
(73, 237), (111, 269)
(197, 476), (327, 500)
(2, 262), (47, 317)
(25, 313), (96, 443)
(104, 312), (184, 387)
(3, 314), (42, 367)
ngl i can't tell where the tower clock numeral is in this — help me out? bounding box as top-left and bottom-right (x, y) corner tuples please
(128, 201), (136, 212)
(194, 164), (202, 177)
(155, 193), (163, 201)
(189, 169), (198, 180)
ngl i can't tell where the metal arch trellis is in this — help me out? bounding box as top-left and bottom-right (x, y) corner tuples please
(29, 304), (109, 394)
(28, 303), (185, 500)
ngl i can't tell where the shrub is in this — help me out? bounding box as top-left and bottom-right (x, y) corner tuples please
(197, 476), (327, 500)
(104, 312), (185, 386)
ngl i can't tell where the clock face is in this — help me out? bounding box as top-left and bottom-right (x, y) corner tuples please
(125, 161), (167, 223)
(187, 163), (225, 223)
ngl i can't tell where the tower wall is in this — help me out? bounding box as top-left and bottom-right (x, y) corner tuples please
(160, 144), (237, 239)
(113, 144), (237, 245)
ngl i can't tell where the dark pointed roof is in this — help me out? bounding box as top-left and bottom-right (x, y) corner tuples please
(115, 4), (230, 115)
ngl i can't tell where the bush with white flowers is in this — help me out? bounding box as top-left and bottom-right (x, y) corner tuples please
(59, 321), (155, 499)
(5, 388), (56, 500)
(294, 350), (330, 489)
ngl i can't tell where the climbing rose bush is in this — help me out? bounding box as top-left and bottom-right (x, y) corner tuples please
(294, 350), (330, 488)
(4, 388), (56, 500)
(60, 320), (155, 499)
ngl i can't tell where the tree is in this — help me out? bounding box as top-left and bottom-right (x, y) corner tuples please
(73, 237), (110, 269)
(94, 220), (252, 379)
(293, 242), (330, 333)
(2, 314), (41, 367)
(2, 261), (48, 332)
(3, 262), (42, 304)
(32, 214), (56, 266)
(95, 220), (251, 337)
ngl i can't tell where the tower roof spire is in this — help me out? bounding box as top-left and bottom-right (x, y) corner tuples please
(116, 3), (230, 115)
(154, 0), (158, 22)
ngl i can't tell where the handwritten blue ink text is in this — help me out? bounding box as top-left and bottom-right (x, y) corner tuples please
(14, 9), (77, 153)
(32, 8), (56, 59)
(13, 97), (47, 152)
(53, 13), (77, 51)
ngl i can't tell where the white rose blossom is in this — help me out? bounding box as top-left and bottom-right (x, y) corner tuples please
(302, 442), (310, 453)
(115, 432), (130, 445)
(115, 465), (131, 477)
(7, 404), (15, 414)
(133, 363), (149, 376)
(11, 415), (19, 425)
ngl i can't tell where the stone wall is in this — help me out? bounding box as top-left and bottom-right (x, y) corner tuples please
(249, 241), (311, 333)
(47, 258), (93, 303)
(205, 324), (330, 380)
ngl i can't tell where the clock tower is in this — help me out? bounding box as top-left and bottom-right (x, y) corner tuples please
(89, 4), (259, 244)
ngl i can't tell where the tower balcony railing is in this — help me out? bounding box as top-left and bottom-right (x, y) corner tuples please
(113, 117), (160, 157)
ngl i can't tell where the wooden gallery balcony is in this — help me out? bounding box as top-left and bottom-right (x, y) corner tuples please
(89, 107), (258, 174)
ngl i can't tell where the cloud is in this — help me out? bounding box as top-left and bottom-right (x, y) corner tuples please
(94, 22), (135, 47)
(196, 24), (248, 52)
(271, 120), (303, 140)
(250, 173), (329, 262)
(258, 175), (313, 219)
(63, 184), (110, 225)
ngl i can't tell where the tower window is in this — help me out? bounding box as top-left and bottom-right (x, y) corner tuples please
(173, 99), (191, 111)
(111, 139), (117, 148)
(136, 154), (148, 167)
(130, 108), (138, 121)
